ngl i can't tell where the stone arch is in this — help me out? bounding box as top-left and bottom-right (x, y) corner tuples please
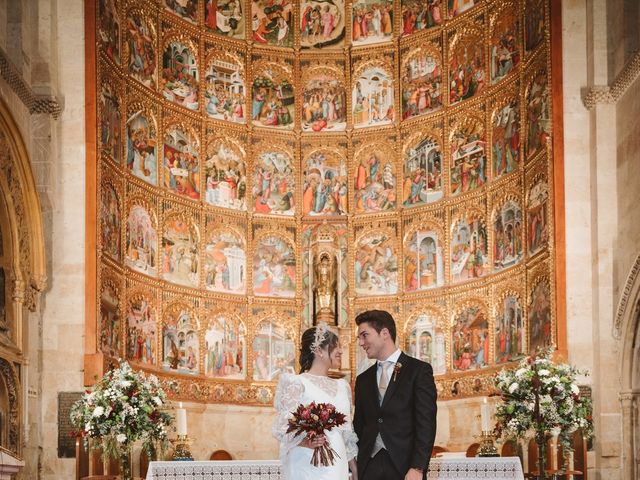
(0, 97), (47, 457)
(616, 254), (640, 480)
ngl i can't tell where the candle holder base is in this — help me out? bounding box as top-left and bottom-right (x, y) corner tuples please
(477, 431), (499, 457)
(171, 435), (194, 461)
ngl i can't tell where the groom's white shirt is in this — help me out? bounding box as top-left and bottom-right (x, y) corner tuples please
(376, 348), (402, 387)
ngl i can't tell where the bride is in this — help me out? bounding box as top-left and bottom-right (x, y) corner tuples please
(273, 324), (358, 480)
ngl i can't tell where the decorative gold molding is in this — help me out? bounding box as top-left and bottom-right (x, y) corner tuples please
(583, 51), (640, 109)
(0, 47), (63, 118)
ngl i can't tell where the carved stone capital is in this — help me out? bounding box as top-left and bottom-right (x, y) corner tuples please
(583, 52), (640, 110)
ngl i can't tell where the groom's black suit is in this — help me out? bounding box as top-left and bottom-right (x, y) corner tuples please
(354, 352), (437, 480)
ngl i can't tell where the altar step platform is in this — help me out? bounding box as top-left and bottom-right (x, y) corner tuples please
(146, 456), (525, 480)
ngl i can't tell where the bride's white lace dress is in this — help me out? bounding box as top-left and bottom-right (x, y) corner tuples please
(273, 373), (358, 480)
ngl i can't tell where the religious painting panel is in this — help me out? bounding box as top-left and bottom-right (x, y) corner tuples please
(401, 0), (443, 36)
(204, 217), (247, 294)
(253, 234), (296, 298)
(402, 127), (443, 207)
(164, 0), (198, 24)
(204, 312), (247, 379)
(451, 302), (489, 371)
(302, 146), (348, 216)
(163, 122), (201, 200)
(252, 318), (296, 381)
(492, 197), (524, 271)
(526, 176), (549, 256)
(448, 25), (485, 105)
(354, 225), (399, 296)
(406, 310), (446, 375)
(404, 223), (445, 291)
(400, 43), (443, 121)
(353, 140), (397, 213)
(351, 59), (396, 128)
(162, 302), (200, 374)
(300, 62), (347, 132)
(251, 60), (295, 130)
(100, 275), (122, 357)
(98, 0), (121, 64)
(161, 38), (200, 110)
(125, 198), (158, 277)
(205, 134), (247, 210)
(491, 94), (520, 180)
(524, 0), (545, 54)
(161, 211), (200, 288)
(494, 291), (525, 364)
(99, 78), (123, 163)
(251, 141), (296, 216)
(528, 277), (552, 353)
(450, 207), (488, 283)
(525, 67), (550, 160)
(447, 0), (476, 18)
(100, 173), (122, 262)
(205, 0), (245, 40)
(126, 288), (158, 366)
(449, 114), (487, 196)
(300, 0), (346, 49)
(125, 9), (157, 88)
(204, 49), (246, 124)
(251, 0), (294, 47)
(125, 102), (158, 185)
(489, 3), (520, 85)
(351, 0), (394, 46)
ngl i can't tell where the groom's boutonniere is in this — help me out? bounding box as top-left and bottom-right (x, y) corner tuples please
(393, 362), (402, 382)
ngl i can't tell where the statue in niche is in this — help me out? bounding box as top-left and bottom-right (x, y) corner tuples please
(313, 253), (337, 325)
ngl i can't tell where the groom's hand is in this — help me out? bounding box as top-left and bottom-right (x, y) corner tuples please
(405, 467), (423, 480)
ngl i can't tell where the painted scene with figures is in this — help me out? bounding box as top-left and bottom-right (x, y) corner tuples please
(205, 315), (246, 379)
(253, 236), (296, 298)
(252, 321), (296, 381)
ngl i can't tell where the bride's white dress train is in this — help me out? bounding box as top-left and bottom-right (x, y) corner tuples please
(273, 373), (358, 480)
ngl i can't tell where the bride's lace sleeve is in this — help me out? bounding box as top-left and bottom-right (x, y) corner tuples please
(340, 379), (359, 460)
(272, 373), (305, 461)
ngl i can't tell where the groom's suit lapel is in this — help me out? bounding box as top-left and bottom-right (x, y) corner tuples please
(380, 352), (410, 410)
(366, 363), (381, 411)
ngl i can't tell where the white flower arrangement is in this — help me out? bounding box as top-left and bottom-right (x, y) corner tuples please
(494, 349), (593, 459)
(70, 360), (173, 468)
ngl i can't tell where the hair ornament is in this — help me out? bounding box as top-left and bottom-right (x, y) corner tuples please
(311, 322), (330, 353)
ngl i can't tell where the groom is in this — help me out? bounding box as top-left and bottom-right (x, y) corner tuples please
(354, 310), (437, 480)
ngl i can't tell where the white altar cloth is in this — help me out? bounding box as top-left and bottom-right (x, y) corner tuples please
(146, 457), (524, 480)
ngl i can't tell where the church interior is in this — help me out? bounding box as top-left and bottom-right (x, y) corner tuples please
(0, 0), (638, 478)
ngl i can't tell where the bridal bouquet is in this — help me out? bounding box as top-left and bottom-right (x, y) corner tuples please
(287, 401), (346, 467)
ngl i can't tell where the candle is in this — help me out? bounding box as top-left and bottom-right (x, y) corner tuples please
(480, 397), (491, 432)
(176, 402), (187, 436)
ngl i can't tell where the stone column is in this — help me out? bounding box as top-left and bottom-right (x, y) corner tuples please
(619, 391), (638, 480)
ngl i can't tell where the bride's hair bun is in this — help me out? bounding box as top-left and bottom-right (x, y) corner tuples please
(299, 325), (339, 373)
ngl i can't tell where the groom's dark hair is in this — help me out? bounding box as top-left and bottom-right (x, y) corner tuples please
(355, 310), (396, 342)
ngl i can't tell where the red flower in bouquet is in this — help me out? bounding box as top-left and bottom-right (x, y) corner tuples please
(286, 402), (347, 467)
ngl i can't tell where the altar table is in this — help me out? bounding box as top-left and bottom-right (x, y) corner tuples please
(146, 457), (524, 480)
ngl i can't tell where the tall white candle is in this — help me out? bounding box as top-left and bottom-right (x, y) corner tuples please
(480, 397), (491, 432)
(176, 402), (187, 436)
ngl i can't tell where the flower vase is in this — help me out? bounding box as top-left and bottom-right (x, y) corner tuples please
(119, 448), (133, 480)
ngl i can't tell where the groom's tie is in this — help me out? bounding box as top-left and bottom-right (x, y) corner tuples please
(372, 361), (392, 457)
(378, 360), (391, 404)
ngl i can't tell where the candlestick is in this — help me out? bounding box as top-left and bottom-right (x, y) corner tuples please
(171, 434), (194, 461)
(480, 397), (491, 432)
(477, 431), (499, 457)
(176, 402), (187, 436)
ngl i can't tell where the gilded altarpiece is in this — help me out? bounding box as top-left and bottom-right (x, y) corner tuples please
(91, 0), (561, 404)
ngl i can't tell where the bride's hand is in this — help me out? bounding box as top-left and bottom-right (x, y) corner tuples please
(299, 433), (326, 449)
